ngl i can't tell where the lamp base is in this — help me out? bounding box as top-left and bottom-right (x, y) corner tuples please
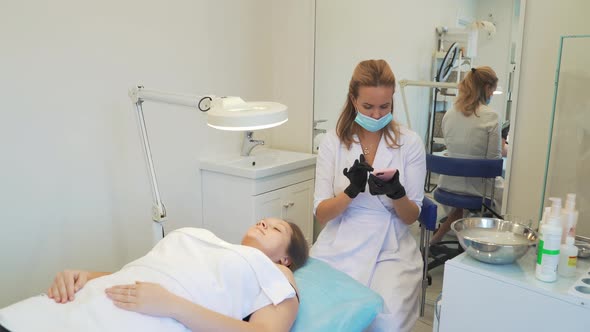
(152, 221), (164, 244)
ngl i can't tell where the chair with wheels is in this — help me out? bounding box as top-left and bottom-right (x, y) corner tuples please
(425, 154), (503, 271)
(418, 196), (437, 317)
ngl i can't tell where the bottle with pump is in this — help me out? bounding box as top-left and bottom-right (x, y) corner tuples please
(558, 236), (578, 277)
(535, 197), (563, 282)
(535, 207), (552, 256)
(540, 207), (551, 226)
(561, 193), (578, 243)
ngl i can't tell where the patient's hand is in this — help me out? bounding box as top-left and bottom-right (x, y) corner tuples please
(106, 281), (177, 317)
(47, 270), (91, 303)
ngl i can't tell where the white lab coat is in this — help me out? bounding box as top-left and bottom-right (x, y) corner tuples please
(438, 104), (502, 197)
(311, 127), (425, 332)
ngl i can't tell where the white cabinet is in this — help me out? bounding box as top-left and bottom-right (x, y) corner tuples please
(253, 180), (314, 243)
(200, 149), (316, 245)
(438, 252), (590, 331)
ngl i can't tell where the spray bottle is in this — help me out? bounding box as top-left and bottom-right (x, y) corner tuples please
(535, 197), (563, 282)
(561, 193), (579, 243)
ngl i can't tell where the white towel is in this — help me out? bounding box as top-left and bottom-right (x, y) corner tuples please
(0, 228), (295, 332)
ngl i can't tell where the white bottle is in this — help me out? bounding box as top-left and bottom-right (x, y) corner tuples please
(535, 207), (552, 256)
(561, 193), (579, 243)
(540, 207), (551, 226)
(558, 236), (578, 277)
(535, 197), (563, 282)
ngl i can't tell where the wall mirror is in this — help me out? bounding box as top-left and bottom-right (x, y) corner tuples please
(542, 35), (590, 241)
(312, 0), (526, 215)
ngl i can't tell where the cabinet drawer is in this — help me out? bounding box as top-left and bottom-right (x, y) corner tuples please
(202, 165), (315, 196)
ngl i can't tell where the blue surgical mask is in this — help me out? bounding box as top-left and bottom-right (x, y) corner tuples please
(485, 97), (491, 105)
(354, 111), (393, 132)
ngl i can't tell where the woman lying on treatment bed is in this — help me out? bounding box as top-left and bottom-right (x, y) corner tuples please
(0, 218), (309, 332)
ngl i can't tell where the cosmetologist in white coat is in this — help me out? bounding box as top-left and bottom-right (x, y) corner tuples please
(311, 59), (426, 332)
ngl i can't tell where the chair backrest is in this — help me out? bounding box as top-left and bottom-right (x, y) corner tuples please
(419, 197), (437, 231)
(426, 154), (503, 178)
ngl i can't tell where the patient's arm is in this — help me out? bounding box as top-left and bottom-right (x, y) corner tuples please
(171, 293), (297, 332)
(48, 270), (111, 303)
(106, 266), (299, 332)
(247, 265), (299, 332)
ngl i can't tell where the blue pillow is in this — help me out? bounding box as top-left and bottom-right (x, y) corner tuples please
(291, 258), (383, 332)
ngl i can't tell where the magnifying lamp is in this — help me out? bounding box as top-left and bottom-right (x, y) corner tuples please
(436, 42), (459, 82)
(128, 86), (288, 243)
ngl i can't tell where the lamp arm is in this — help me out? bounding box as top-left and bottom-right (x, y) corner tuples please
(398, 79), (459, 130)
(134, 100), (167, 225)
(130, 85), (214, 244)
(129, 86), (213, 112)
(398, 79), (458, 89)
(128, 85), (214, 227)
(399, 84), (412, 130)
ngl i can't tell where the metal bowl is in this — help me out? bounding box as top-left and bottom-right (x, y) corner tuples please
(451, 217), (538, 264)
(576, 241), (590, 258)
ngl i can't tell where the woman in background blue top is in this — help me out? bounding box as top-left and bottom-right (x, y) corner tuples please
(311, 59), (426, 332)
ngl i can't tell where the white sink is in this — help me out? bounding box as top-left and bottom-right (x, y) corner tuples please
(200, 148), (317, 179)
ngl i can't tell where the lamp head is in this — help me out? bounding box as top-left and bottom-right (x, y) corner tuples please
(207, 97), (288, 131)
(129, 86), (288, 131)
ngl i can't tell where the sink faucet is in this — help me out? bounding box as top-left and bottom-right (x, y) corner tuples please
(313, 119), (327, 139)
(241, 131), (264, 156)
(314, 128), (327, 137)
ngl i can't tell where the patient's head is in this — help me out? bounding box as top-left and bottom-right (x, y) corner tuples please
(242, 217), (309, 271)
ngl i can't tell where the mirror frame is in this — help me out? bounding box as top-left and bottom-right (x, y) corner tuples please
(501, 0), (527, 215)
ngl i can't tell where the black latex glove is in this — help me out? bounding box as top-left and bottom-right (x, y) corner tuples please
(368, 170), (406, 200)
(343, 154), (374, 198)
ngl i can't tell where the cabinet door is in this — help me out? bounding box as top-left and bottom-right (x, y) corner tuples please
(283, 180), (314, 245)
(252, 180), (315, 246)
(253, 188), (286, 221)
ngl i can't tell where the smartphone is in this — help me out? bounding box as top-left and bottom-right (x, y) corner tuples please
(372, 168), (397, 181)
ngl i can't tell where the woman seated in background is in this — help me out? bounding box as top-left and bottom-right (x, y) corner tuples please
(0, 218), (309, 332)
(430, 66), (502, 245)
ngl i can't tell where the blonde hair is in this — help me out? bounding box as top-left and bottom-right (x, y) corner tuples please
(336, 59), (401, 149)
(454, 66), (498, 116)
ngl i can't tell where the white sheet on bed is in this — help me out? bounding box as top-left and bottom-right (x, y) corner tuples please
(0, 228), (295, 332)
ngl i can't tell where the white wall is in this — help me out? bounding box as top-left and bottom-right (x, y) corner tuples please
(268, 1), (315, 153)
(506, 0), (590, 222)
(474, 0), (514, 122)
(314, 0), (477, 142)
(0, 0), (315, 307)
